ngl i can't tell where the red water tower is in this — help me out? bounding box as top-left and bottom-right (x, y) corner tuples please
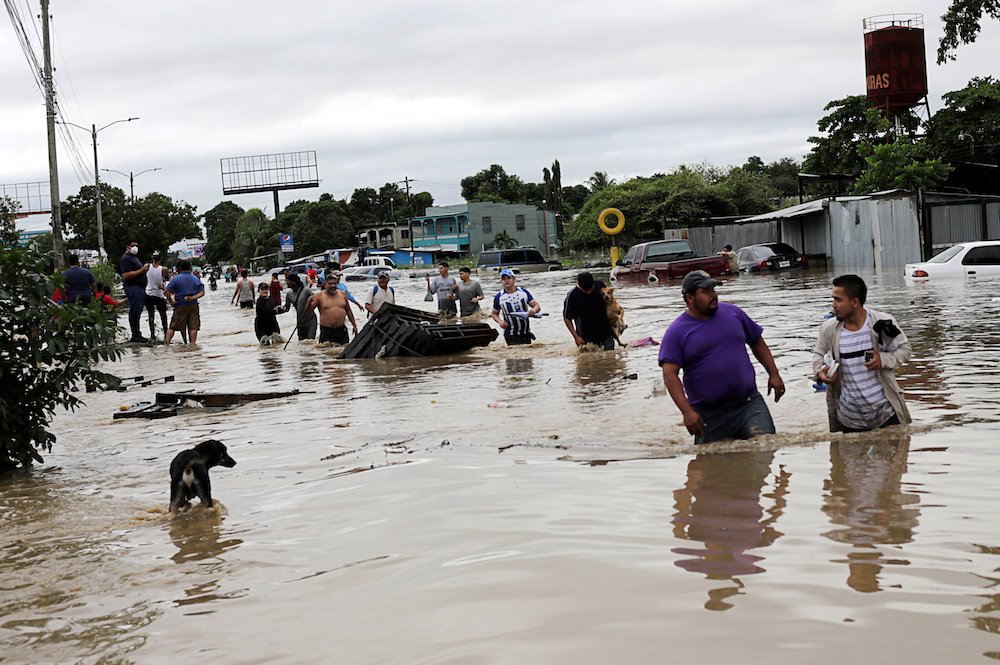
(863, 14), (928, 117)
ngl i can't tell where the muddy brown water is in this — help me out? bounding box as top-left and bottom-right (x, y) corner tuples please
(3, 269), (1000, 664)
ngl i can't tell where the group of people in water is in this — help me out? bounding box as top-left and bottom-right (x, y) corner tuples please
(60, 243), (912, 447)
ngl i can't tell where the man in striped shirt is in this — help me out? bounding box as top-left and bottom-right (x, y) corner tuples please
(813, 274), (912, 432)
(490, 268), (541, 345)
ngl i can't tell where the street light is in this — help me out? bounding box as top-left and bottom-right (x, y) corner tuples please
(59, 116), (139, 257)
(101, 167), (162, 201)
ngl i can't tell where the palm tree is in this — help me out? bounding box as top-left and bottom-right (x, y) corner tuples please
(231, 208), (278, 266)
(588, 171), (615, 192)
(494, 230), (517, 249)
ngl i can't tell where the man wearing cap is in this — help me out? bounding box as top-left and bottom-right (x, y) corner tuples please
(659, 270), (785, 444)
(144, 250), (170, 340)
(364, 272), (396, 316)
(491, 269), (541, 345)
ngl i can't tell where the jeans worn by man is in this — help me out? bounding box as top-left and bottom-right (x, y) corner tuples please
(659, 270), (785, 444)
(120, 240), (150, 343)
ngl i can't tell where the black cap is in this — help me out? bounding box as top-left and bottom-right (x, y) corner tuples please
(681, 270), (721, 294)
(151, 250), (161, 257)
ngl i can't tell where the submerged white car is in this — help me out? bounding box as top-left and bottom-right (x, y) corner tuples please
(904, 241), (1000, 280)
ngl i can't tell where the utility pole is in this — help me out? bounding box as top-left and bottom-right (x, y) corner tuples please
(40, 0), (64, 267)
(61, 117), (138, 257)
(397, 176), (414, 266)
(91, 123), (104, 256)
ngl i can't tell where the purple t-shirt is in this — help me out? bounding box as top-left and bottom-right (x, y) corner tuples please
(658, 302), (763, 409)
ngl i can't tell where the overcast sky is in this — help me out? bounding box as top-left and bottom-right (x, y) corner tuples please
(4, 0), (998, 231)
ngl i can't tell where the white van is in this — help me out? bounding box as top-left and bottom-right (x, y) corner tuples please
(362, 256), (396, 269)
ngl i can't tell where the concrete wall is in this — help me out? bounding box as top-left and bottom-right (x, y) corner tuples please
(466, 202), (558, 254)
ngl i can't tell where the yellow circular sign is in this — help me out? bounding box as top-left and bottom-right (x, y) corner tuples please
(598, 208), (625, 236)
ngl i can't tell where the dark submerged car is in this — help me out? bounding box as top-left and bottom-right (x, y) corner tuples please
(736, 243), (808, 272)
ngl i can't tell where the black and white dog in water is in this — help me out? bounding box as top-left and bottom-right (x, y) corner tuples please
(169, 439), (237, 512)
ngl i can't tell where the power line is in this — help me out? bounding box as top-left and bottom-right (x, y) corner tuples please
(4, 0), (44, 92)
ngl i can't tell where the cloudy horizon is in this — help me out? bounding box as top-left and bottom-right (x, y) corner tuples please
(4, 1), (998, 233)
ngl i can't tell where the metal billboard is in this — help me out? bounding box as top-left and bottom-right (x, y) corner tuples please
(220, 151), (319, 196)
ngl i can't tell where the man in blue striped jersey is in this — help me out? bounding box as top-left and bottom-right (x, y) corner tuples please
(490, 268), (541, 346)
(813, 274), (912, 432)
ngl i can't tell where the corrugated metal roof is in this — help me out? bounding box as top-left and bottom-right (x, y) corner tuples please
(737, 199), (827, 223)
(738, 190), (914, 224)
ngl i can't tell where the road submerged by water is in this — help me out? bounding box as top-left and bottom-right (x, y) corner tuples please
(2, 268), (1000, 664)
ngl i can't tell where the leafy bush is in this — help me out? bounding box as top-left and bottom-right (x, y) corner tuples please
(1, 200), (122, 471)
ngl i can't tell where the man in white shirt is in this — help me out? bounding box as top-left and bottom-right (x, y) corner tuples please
(812, 274), (912, 432)
(364, 272), (395, 316)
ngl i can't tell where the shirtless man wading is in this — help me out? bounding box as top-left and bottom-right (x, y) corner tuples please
(308, 277), (358, 344)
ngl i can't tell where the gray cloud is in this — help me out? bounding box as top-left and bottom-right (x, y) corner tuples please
(4, 0), (998, 225)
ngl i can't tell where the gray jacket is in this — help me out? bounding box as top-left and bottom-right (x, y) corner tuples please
(811, 309), (912, 432)
(283, 286), (317, 339)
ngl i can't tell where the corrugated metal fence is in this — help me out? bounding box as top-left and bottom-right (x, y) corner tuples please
(925, 201), (1000, 254)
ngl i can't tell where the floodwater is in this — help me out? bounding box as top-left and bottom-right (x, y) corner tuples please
(3, 267), (1000, 664)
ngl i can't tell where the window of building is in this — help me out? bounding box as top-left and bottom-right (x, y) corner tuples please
(515, 214), (525, 231)
(401, 229), (409, 239)
(482, 216), (492, 234)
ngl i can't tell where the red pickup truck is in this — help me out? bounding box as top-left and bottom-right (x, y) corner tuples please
(610, 239), (728, 284)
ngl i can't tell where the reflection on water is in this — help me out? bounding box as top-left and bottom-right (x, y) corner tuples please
(821, 433), (919, 593)
(671, 451), (790, 610)
(168, 508), (243, 564)
(258, 352), (283, 382)
(6, 269), (1000, 662)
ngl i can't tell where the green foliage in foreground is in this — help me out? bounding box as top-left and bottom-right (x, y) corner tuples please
(1, 200), (122, 471)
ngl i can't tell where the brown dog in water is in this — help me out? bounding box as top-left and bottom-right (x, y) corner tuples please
(601, 287), (627, 346)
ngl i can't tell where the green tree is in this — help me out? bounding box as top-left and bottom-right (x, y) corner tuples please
(762, 157), (802, 198)
(276, 195), (356, 257)
(128, 192), (201, 256)
(852, 140), (953, 193)
(564, 169), (738, 250)
(588, 171), (614, 191)
(61, 185), (201, 259)
(460, 164), (527, 203)
(926, 76), (1000, 165)
(203, 201), (245, 265)
(410, 191), (434, 217)
(937, 0), (1000, 63)
(349, 187), (380, 227)
(61, 183), (128, 252)
(231, 208), (278, 266)
(561, 184), (591, 215)
(803, 95), (892, 176)
(0, 198), (122, 472)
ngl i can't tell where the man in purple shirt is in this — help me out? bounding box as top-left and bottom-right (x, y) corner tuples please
(659, 270), (785, 444)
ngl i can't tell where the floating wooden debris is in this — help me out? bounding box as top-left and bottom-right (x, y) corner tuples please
(115, 375), (175, 391)
(339, 303), (498, 360)
(113, 388), (303, 419)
